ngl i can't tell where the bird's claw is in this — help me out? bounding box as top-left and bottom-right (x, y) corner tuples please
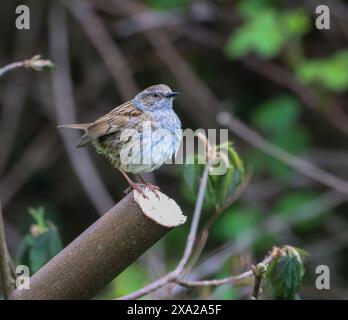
(143, 183), (160, 199)
(124, 182), (160, 200)
(133, 183), (149, 199)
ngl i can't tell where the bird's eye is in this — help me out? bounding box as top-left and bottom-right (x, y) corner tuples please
(152, 93), (159, 98)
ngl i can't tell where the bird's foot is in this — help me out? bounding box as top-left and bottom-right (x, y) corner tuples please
(143, 183), (160, 199)
(124, 182), (149, 199)
(123, 176), (161, 199)
(135, 174), (161, 199)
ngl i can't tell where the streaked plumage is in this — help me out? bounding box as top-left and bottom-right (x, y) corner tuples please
(58, 84), (182, 196)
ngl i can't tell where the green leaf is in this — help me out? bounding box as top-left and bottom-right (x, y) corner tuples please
(17, 208), (63, 273)
(265, 246), (306, 300)
(184, 142), (245, 209)
(29, 225), (63, 272)
(28, 207), (47, 233)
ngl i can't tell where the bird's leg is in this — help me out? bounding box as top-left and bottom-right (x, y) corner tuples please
(119, 169), (148, 199)
(136, 174), (160, 199)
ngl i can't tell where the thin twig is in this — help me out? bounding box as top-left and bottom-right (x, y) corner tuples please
(176, 256), (271, 289)
(175, 271), (251, 288)
(185, 173), (252, 276)
(250, 263), (267, 300)
(0, 55), (54, 78)
(184, 191), (344, 289)
(118, 162), (211, 300)
(0, 202), (14, 299)
(0, 61), (25, 78)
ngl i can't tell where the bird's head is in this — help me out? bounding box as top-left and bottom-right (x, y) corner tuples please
(133, 84), (179, 111)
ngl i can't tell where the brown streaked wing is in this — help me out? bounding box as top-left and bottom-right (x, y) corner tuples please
(77, 100), (143, 147)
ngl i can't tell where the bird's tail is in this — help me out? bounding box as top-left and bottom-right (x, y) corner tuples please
(57, 123), (90, 131)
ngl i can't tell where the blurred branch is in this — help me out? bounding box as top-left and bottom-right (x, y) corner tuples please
(64, 0), (156, 185)
(11, 190), (185, 300)
(242, 56), (348, 137)
(186, 190), (345, 286)
(0, 8), (51, 173)
(217, 111), (348, 197)
(113, 1), (225, 37)
(0, 202), (14, 299)
(0, 126), (58, 207)
(49, 3), (114, 214)
(105, 0), (215, 127)
(0, 79), (27, 174)
(64, 0), (138, 100)
(0, 20), (52, 173)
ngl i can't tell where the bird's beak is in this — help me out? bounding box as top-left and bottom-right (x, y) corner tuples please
(166, 92), (179, 98)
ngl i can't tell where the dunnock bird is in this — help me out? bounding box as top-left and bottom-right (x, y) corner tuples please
(58, 84), (182, 198)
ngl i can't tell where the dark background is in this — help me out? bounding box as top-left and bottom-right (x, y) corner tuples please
(1, 0), (348, 299)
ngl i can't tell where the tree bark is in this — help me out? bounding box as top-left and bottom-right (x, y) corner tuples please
(10, 189), (186, 300)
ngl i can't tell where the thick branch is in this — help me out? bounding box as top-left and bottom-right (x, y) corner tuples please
(10, 190), (186, 300)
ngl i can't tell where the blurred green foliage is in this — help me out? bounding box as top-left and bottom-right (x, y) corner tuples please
(226, 5), (310, 59)
(296, 51), (348, 92)
(249, 95), (311, 180)
(213, 206), (260, 241)
(184, 142), (245, 209)
(112, 264), (148, 297)
(17, 207), (63, 273)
